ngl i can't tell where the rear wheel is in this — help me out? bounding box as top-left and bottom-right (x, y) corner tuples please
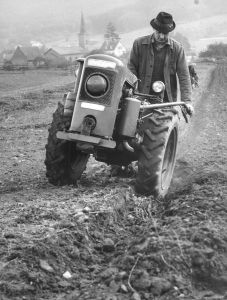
(136, 108), (179, 197)
(45, 102), (89, 185)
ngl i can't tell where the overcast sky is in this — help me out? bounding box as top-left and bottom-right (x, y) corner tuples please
(0, 0), (136, 25)
(1, 0), (227, 25)
(1, 0), (227, 27)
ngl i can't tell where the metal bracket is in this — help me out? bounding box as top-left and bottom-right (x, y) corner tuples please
(57, 131), (116, 149)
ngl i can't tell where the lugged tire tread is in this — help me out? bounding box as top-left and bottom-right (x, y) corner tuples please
(136, 109), (179, 197)
(144, 129), (157, 142)
(152, 126), (169, 134)
(145, 142), (165, 153)
(148, 117), (162, 127)
(157, 115), (173, 121)
(45, 102), (89, 186)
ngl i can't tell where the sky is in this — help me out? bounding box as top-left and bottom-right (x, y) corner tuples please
(1, 0), (227, 29)
(0, 0), (136, 25)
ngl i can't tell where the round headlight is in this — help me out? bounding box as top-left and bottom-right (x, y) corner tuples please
(152, 81), (165, 93)
(86, 74), (108, 97)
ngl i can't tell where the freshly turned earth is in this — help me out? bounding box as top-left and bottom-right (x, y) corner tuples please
(0, 63), (226, 300)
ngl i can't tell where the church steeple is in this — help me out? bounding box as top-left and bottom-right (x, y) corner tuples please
(78, 12), (86, 49)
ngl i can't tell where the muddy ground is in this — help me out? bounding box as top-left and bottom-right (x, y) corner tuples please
(0, 62), (226, 300)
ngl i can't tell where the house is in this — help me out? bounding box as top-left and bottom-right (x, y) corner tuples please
(43, 48), (68, 67)
(50, 45), (85, 62)
(0, 48), (27, 70)
(19, 46), (42, 67)
(10, 46), (28, 68)
(1, 46), (43, 69)
(100, 38), (127, 58)
(53, 39), (103, 63)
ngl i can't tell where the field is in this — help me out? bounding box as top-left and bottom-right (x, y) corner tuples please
(0, 69), (75, 96)
(0, 63), (226, 300)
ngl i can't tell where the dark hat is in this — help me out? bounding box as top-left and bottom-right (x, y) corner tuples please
(150, 12), (176, 34)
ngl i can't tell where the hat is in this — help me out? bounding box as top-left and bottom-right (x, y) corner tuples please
(150, 12), (176, 34)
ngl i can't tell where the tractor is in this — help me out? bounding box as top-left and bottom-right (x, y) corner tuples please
(45, 54), (191, 197)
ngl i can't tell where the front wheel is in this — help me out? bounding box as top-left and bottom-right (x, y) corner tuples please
(45, 102), (89, 186)
(136, 108), (179, 198)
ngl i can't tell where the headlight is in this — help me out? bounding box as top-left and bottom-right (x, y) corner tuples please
(152, 81), (165, 93)
(86, 74), (108, 97)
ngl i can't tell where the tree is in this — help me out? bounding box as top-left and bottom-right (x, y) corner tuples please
(104, 22), (119, 40)
(199, 43), (227, 58)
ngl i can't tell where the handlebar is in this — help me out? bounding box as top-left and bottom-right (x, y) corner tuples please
(140, 101), (188, 110)
(140, 101), (191, 122)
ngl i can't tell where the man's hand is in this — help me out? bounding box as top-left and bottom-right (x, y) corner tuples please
(185, 103), (194, 116)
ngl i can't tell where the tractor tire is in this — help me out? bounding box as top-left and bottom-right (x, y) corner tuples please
(45, 102), (89, 186)
(135, 108), (179, 198)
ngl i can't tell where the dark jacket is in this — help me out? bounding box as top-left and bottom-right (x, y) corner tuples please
(128, 35), (192, 102)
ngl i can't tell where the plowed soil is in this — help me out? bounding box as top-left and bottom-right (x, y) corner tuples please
(0, 62), (226, 300)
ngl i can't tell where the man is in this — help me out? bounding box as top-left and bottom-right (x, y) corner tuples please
(188, 63), (199, 88)
(128, 11), (194, 115)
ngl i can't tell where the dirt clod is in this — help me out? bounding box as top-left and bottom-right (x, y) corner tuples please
(102, 238), (115, 252)
(39, 259), (54, 273)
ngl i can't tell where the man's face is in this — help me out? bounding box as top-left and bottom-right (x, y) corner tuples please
(153, 30), (169, 43)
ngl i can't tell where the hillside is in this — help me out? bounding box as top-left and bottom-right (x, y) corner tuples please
(0, 0), (227, 50)
(118, 14), (227, 52)
(89, 0), (227, 34)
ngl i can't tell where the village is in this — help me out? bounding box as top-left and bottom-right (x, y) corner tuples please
(0, 13), (128, 71)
